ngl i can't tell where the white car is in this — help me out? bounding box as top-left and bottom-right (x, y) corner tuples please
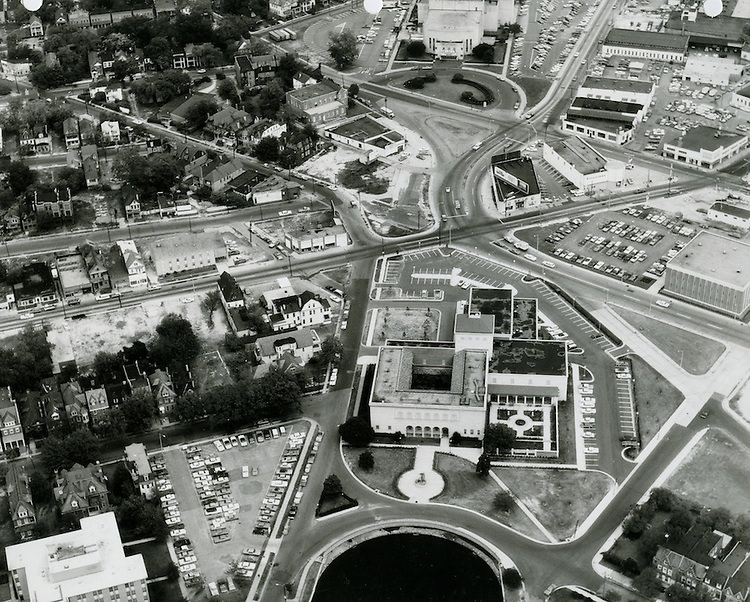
(328, 368), (339, 386)
(230, 435), (239, 447)
(170, 528), (186, 538)
(180, 297), (194, 304)
(581, 408), (596, 415)
(238, 434), (249, 447)
(214, 440), (225, 452)
(582, 431), (596, 438)
(524, 253), (537, 261)
(542, 260), (555, 268)
(584, 447), (599, 454)
(340, 320), (348, 330)
(616, 374), (631, 380)
(581, 417), (595, 424)
(279, 210), (293, 217)
(580, 401), (595, 409)
(655, 299), (671, 308)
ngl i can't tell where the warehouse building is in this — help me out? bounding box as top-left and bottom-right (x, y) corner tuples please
(661, 126), (747, 170)
(577, 77), (655, 107)
(562, 97), (646, 145)
(663, 231), (750, 318)
(602, 28), (688, 62)
(707, 201), (750, 230)
(542, 136), (625, 191)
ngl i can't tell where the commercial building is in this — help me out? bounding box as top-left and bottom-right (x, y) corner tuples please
(489, 151), (542, 217)
(417, 0), (515, 59)
(6, 512), (150, 602)
(12, 262), (58, 309)
(682, 56), (744, 87)
(55, 253), (93, 299)
(707, 201), (750, 230)
(562, 96), (645, 145)
(286, 80), (346, 126)
(602, 28), (688, 62)
(323, 115), (406, 163)
(661, 126), (747, 170)
(148, 232), (223, 277)
(253, 328), (321, 365)
(730, 85), (750, 112)
(663, 231), (750, 318)
(577, 76), (655, 106)
(542, 136), (625, 191)
(284, 222), (349, 252)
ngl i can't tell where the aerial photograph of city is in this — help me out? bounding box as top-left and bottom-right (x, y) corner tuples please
(0, 0), (749, 598)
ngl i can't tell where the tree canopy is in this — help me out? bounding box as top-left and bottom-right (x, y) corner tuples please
(339, 416), (375, 447)
(41, 430), (101, 473)
(150, 313), (202, 367)
(328, 31), (357, 69)
(113, 149), (181, 199)
(483, 424), (516, 454)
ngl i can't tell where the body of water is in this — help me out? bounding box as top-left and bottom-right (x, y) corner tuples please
(312, 533), (502, 602)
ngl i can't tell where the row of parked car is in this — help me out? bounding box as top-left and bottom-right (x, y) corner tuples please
(550, 246), (641, 282)
(544, 217), (584, 245)
(599, 220), (666, 247)
(184, 445), (239, 544)
(622, 206), (697, 238)
(148, 454), (202, 584)
(579, 381), (599, 455)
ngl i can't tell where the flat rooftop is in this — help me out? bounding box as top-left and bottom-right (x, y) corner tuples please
(455, 313), (495, 334)
(564, 115), (634, 134)
(571, 96), (644, 115)
(604, 28), (688, 52)
(489, 339), (567, 376)
(371, 346), (487, 407)
(667, 231), (750, 289)
(287, 80), (337, 102)
(489, 153), (541, 201)
(469, 287), (513, 336)
(665, 11), (748, 44)
(56, 254), (90, 291)
(710, 201), (750, 220)
(546, 137), (607, 175)
(581, 76), (653, 94)
(663, 126), (746, 152)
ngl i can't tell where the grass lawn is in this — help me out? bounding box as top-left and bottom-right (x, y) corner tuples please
(612, 306), (725, 375)
(368, 307), (439, 346)
(511, 76), (552, 108)
(317, 493), (358, 517)
(665, 429), (750, 515)
(630, 355), (684, 446)
(342, 446), (415, 500)
(493, 468), (614, 540)
(125, 540), (174, 579)
(433, 453), (547, 541)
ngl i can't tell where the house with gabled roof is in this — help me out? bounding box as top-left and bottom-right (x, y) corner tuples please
(6, 464), (35, 541)
(80, 144), (100, 187)
(54, 463), (109, 519)
(39, 376), (66, 434)
(148, 369), (176, 416)
(253, 328), (320, 365)
(116, 240), (147, 288)
(61, 381), (89, 427)
(124, 443), (155, 499)
(267, 290), (331, 332)
(0, 386), (25, 452)
(80, 242), (111, 292)
(84, 387), (109, 423)
(63, 117), (80, 149)
(123, 361), (150, 396)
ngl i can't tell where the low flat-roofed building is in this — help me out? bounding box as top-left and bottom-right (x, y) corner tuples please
(487, 339), (568, 400)
(369, 345), (489, 440)
(55, 253), (92, 299)
(731, 85), (750, 112)
(148, 232), (222, 277)
(6, 512), (150, 602)
(284, 220), (349, 252)
(707, 201), (750, 230)
(682, 55), (744, 87)
(602, 28), (688, 62)
(661, 126), (747, 170)
(562, 96), (644, 145)
(542, 136), (625, 191)
(323, 115), (406, 163)
(663, 231), (750, 317)
(578, 76), (655, 106)
(489, 152), (541, 217)
(12, 261), (57, 309)
(454, 313), (495, 353)
(469, 287), (514, 337)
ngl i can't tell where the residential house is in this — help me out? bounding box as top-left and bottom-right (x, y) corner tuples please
(200, 158), (245, 193)
(123, 185), (141, 221)
(149, 369), (176, 416)
(28, 16), (43, 37)
(0, 281), (15, 310)
(11, 262), (57, 310)
(61, 381), (89, 427)
(116, 240), (148, 288)
(158, 93), (214, 127)
(53, 463), (110, 519)
(218, 271), (253, 336)
(252, 328), (321, 365)
(19, 124), (51, 154)
(251, 175), (302, 204)
(654, 526), (750, 599)
(123, 361), (150, 396)
(0, 59), (33, 76)
(104, 381), (129, 407)
(19, 390), (45, 440)
(84, 387), (109, 423)
(225, 170), (267, 204)
(234, 53), (278, 88)
(247, 120), (287, 146)
(67, 7), (92, 27)
(148, 232), (224, 277)
(32, 186), (73, 219)
(79, 117), (96, 145)
(6, 464), (35, 541)
(266, 290), (331, 331)
(63, 117), (80, 149)
(80, 242), (111, 291)
(286, 79), (346, 126)
(145, 137), (163, 155)
(206, 106), (254, 146)
(172, 44), (200, 70)
(39, 377), (66, 435)
(124, 443), (155, 499)
(81, 144), (100, 187)
(0, 386), (25, 452)
(292, 68), (322, 89)
(101, 120), (121, 144)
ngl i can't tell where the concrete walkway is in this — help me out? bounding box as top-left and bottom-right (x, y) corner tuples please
(397, 446), (444, 502)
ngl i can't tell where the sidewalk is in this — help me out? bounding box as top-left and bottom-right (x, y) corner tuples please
(397, 446), (444, 502)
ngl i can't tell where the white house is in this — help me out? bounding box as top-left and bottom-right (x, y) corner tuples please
(265, 290), (332, 331)
(116, 240), (148, 288)
(101, 120), (121, 144)
(253, 328), (321, 365)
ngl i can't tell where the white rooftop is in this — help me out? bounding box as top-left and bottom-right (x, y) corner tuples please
(6, 512), (147, 602)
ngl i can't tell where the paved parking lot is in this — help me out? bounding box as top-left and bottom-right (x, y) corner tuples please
(517, 207), (698, 285)
(160, 422), (310, 585)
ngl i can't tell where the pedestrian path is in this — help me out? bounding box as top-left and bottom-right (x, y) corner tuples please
(397, 447), (444, 503)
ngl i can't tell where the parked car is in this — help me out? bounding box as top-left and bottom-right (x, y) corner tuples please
(238, 434), (249, 447)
